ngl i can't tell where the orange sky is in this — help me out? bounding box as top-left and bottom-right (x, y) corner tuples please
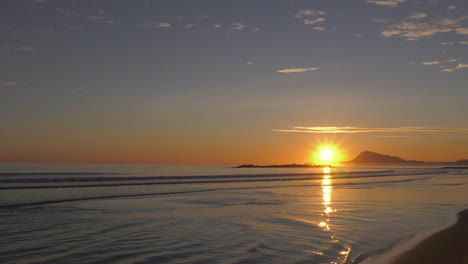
(1, 1), (468, 164)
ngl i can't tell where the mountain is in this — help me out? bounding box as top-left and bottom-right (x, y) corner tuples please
(348, 151), (411, 165)
(347, 151), (468, 166)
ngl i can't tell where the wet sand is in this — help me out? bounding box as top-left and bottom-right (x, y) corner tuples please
(390, 208), (468, 264)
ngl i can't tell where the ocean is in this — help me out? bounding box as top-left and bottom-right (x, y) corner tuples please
(0, 164), (467, 264)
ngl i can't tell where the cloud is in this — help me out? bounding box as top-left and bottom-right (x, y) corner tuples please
(381, 14), (468, 40)
(71, 86), (87, 92)
(184, 24), (196, 29)
(225, 22), (247, 33)
(138, 20), (171, 29)
(441, 63), (468, 72)
(381, 22), (451, 40)
(277, 67), (319, 73)
(367, 0), (405, 7)
(448, 6), (456, 11)
(304, 18), (326, 25)
(295, 9), (328, 30)
(455, 28), (468, 35)
(440, 41), (453, 45)
(459, 41), (468, 45)
(313, 27), (326, 31)
(0, 46), (37, 52)
(212, 24), (222, 29)
(0, 82), (16, 86)
(273, 126), (468, 134)
(408, 12), (427, 20)
(441, 68), (455, 73)
(421, 61), (440, 65)
(370, 135), (423, 138)
(295, 9), (326, 19)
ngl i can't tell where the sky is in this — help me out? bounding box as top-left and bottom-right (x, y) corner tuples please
(1, 0), (468, 164)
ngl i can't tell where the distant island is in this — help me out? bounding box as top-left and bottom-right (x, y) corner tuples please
(236, 151), (468, 168)
(235, 164), (332, 168)
(346, 150), (468, 167)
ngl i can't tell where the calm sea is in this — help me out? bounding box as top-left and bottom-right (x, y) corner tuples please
(0, 164), (467, 263)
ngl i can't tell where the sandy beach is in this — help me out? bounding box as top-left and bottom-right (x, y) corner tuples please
(390, 208), (468, 264)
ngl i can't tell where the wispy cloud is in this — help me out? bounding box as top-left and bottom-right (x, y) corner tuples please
(455, 28), (468, 35)
(0, 82), (16, 86)
(370, 135), (423, 138)
(304, 18), (326, 25)
(225, 22), (246, 33)
(408, 12), (427, 20)
(441, 63), (468, 73)
(381, 22), (451, 40)
(313, 27), (326, 31)
(295, 9), (328, 30)
(421, 61), (440, 65)
(367, 0), (406, 7)
(274, 126), (468, 133)
(0, 46), (37, 52)
(138, 20), (171, 29)
(277, 67), (319, 73)
(71, 86), (87, 93)
(381, 15), (468, 40)
(295, 9), (326, 19)
(184, 24), (196, 29)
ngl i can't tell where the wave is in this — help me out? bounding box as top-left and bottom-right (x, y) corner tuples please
(0, 176), (437, 209)
(0, 169), (450, 190)
(0, 189), (218, 209)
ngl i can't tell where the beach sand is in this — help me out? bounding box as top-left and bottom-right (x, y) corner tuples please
(390, 208), (468, 264)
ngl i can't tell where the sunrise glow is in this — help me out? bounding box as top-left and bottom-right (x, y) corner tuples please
(313, 143), (343, 166)
(320, 148), (334, 163)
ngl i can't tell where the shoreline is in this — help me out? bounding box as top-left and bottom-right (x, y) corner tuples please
(389, 208), (468, 264)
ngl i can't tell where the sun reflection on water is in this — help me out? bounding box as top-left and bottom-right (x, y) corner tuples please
(319, 167), (335, 231)
(317, 167), (350, 263)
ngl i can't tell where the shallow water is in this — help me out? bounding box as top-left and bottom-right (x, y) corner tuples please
(0, 165), (467, 263)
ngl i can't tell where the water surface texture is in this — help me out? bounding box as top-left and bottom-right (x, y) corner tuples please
(0, 164), (467, 263)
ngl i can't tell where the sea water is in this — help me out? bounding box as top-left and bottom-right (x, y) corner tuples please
(0, 164), (467, 263)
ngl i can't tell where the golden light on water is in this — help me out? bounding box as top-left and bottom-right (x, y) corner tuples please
(319, 167), (335, 231)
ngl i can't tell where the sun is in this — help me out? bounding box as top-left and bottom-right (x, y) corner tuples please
(312, 142), (343, 166)
(320, 148), (334, 163)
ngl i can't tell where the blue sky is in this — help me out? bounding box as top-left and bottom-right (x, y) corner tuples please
(1, 0), (468, 163)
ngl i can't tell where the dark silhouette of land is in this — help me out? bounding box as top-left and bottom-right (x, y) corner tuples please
(346, 151), (468, 167)
(235, 164), (331, 168)
(236, 151), (468, 168)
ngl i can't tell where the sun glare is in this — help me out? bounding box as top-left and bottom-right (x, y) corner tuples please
(320, 148), (334, 162)
(313, 142), (343, 166)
